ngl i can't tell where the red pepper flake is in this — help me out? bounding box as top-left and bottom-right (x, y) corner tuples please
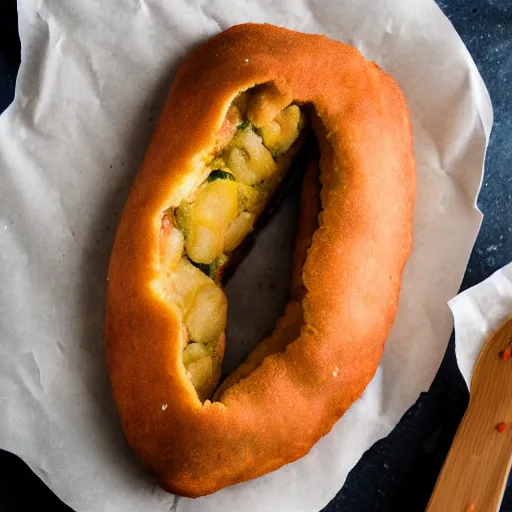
(161, 216), (171, 233)
(502, 347), (511, 361)
(496, 422), (508, 433)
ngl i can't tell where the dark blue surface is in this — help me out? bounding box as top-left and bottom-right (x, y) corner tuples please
(0, 1), (510, 510)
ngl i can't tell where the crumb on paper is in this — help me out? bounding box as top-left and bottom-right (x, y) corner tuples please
(466, 504), (475, 512)
(161, 404), (168, 411)
(332, 367), (339, 377)
(244, 58), (249, 62)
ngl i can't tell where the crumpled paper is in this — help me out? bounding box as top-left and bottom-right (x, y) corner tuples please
(451, 264), (512, 390)
(0, 0), (493, 511)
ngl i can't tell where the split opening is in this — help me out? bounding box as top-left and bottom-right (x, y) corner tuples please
(159, 82), (327, 402)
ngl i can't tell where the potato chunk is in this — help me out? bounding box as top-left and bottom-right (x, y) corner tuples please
(192, 180), (239, 225)
(224, 212), (255, 253)
(186, 356), (214, 398)
(184, 283), (228, 344)
(246, 83), (292, 126)
(226, 129), (276, 185)
(182, 342), (211, 365)
(237, 183), (259, 212)
(260, 104), (303, 155)
(186, 222), (225, 264)
(169, 258), (211, 312)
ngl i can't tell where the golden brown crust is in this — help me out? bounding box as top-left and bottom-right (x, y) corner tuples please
(290, 153), (321, 301)
(105, 23), (416, 497)
(214, 155), (320, 400)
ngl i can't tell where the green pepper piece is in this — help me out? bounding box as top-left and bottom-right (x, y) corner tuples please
(190, 254), (229, 281)
(206, 169), (234, 182)
(236, 120), (251, 130)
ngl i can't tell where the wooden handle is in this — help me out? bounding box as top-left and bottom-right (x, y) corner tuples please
(426, 401), (512, 511)
(427, 317), (512, 512)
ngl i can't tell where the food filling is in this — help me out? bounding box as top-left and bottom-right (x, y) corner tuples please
(160, 83), (308, 401)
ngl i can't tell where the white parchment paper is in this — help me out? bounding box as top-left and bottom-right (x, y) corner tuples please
(0, 0), (493, 511)
(451, 263), (512, 390)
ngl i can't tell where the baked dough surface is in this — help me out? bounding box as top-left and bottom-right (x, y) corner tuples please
(105, 23), (415, 497)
